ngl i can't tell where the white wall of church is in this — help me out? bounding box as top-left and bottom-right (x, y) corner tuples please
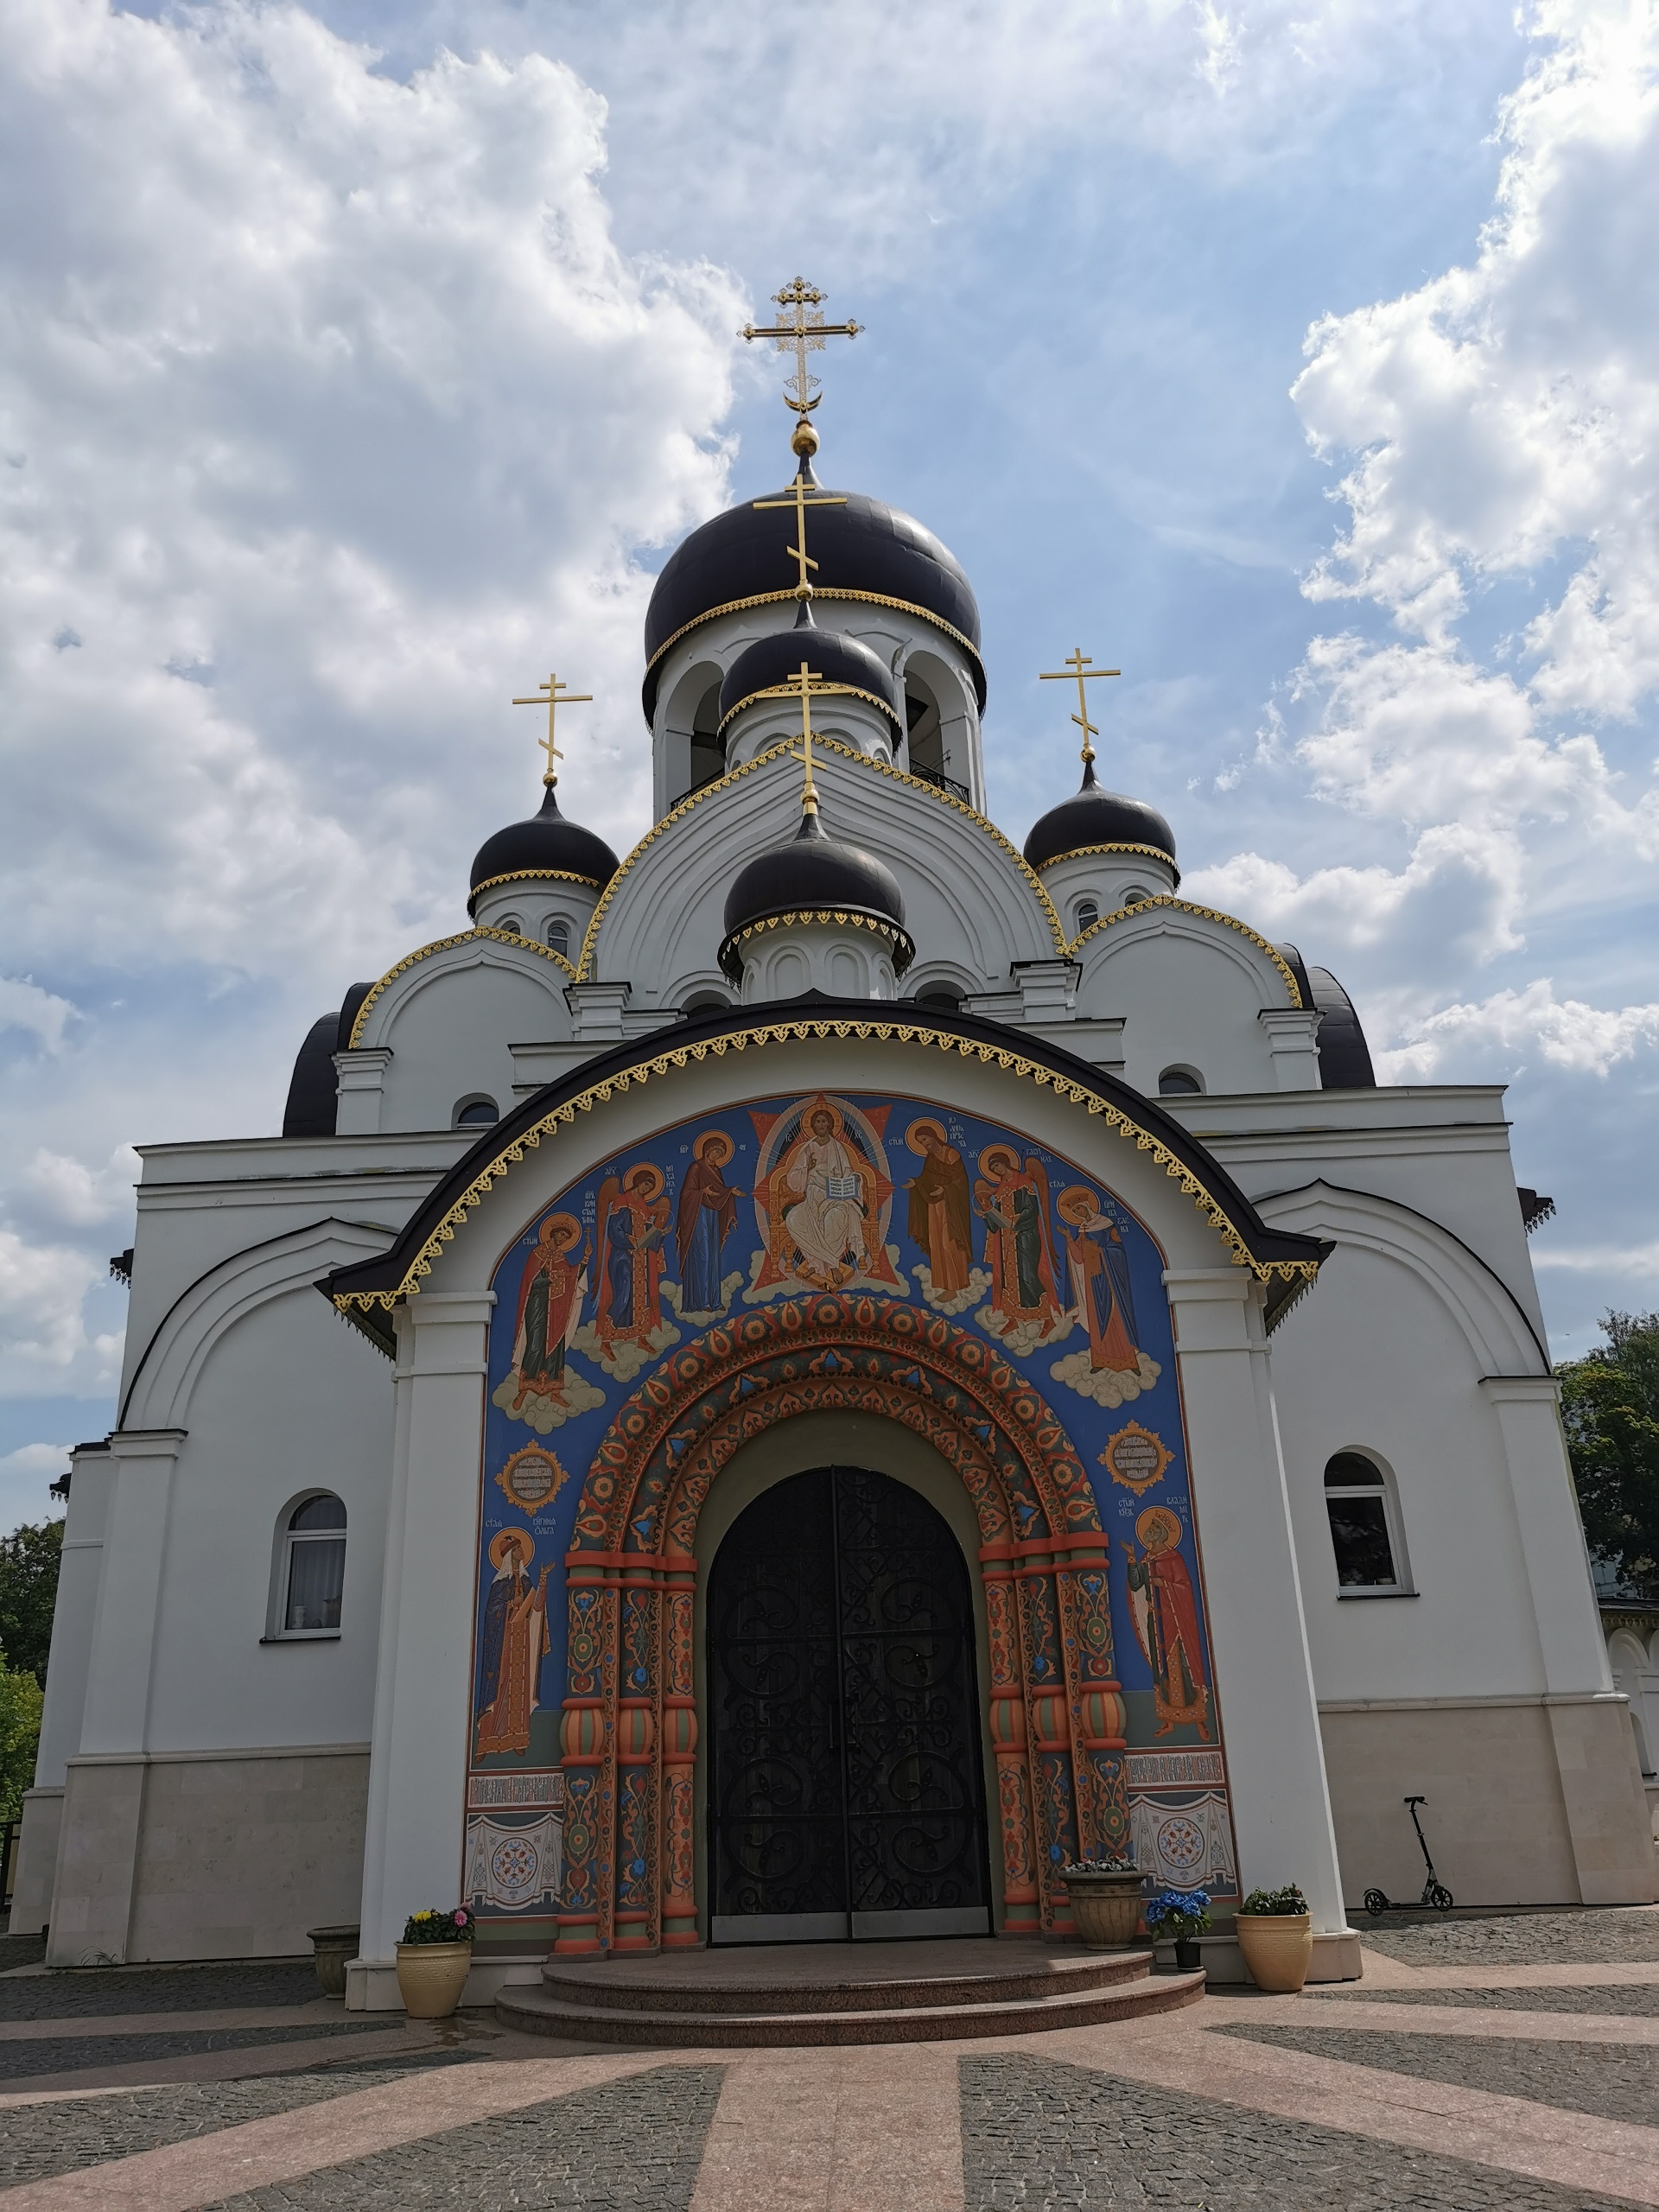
(1073, 916), (1311, 1098)
(352, 949), (574, 1134)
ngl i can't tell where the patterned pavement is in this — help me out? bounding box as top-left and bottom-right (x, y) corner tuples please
(0, 1906), (1655, 2208)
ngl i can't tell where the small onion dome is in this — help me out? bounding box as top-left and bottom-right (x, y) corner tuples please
(718, 808), (912, 981)
(467, 784), (620, 915)
(716, 614), (901, 737)
(1022, 760), (1178, 873)
(643, 465), (983, 722)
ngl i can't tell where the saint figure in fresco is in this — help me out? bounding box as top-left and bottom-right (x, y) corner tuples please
(475, 1528), (552, 1759)
(676, 1131), (743, 1314)
(505, 1213), (588, 1417)
(974, 1147), (1064, 1335)
(1123, 1506), (1211, 1740)
(1055, 1185), (1140, 1374)
(594, 1163), (670, 1352)
(777, 1103), (870, 1287)
(905, 1118), (974, 1299)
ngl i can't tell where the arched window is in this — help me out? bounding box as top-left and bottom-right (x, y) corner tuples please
(1324, 1452), (1408, 1592)
(682, 992), (730, 1017)
(917, 986), (963, 1011)
(543, 917), (569, 957)
(1074, 900), (1099, 934)
(497, 913), (524, 938)
(1122, 885), (1151, 906)
(281, 1494), (346, 1635)
(454, 1096), (499, 1128)
(1158, 1067), (1203, 1096)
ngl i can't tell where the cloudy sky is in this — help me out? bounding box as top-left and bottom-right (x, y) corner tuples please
(3, 0), (1656, 1525)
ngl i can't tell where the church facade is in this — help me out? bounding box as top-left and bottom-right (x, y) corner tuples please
(17, 320), (1654, 1994)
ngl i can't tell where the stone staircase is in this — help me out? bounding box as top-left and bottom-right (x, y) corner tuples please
(496, 1936), (1205, 2048)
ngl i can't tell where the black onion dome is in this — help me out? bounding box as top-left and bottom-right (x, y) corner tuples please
(717, 617), (900, 734)
(643, 468), (983, 721)
(1022, 761), (1178, 873)
(468, 785), (620, 910)
(720, 811), (908, 980)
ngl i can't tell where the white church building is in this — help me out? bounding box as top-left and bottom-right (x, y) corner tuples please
(16, 303), (1654, 2003)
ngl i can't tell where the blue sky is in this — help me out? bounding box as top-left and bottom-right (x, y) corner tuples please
(3, 0), (1656, 1526)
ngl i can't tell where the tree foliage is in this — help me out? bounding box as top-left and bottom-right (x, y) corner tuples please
(0, 1520), (63, 1689)
(0, 1665), (42, 1822)
(1558, 1311), (1659, 1601)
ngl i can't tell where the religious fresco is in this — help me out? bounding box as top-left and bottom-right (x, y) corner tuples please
(465, 1087), (1236, 1956)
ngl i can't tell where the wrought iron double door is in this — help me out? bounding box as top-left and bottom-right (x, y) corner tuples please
(708, 1465), (991, 1943)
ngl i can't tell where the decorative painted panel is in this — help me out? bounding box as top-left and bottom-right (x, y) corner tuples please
(467, 1088), (1235, 1958)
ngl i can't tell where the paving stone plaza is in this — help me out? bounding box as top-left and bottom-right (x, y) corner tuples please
(0, 1908), (1655, 2208)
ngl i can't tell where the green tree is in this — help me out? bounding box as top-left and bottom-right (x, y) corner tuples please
(0, 1663), (42, 1821)
(1558, 1311), (1659, 1600)
(0, 1520), (63, 1689)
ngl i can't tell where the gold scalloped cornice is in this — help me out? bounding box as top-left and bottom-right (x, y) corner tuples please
(1038, 841), (1181, 884)
(347, 927), (575, 1049)
(469, 867), (604, 906)
(716, 680), (898, 738)
(1068, 895), (1302, 1005)
(721, 908), (915, 973)
(576, 736), (1065, 980)
(648, 588), (984, 690)
(330, 1013), (1321, 1315)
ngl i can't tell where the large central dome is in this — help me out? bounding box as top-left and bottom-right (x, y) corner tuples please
(642, 466), (983, 721)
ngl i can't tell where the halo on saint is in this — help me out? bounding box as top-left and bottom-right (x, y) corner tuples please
(1135, 1505), (1183, 1556)
(906, 1116), (950, 1154)
(489, 1526), (535, 1571)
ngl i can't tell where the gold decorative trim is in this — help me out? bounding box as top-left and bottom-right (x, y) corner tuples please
(576, 736), (1065, 979)
(470, 867), (603, 902)
(330, 1014), (1322, 1316)
(1068, 896), (1302, 1006)
(716, 680), (898, 737)
(348, 928), (575, 1048)
(1038, 841), (1180, 880)
(646, 588), (984, 689)
(728, 909), (907, 948)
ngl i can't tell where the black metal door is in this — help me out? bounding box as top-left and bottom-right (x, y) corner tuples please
(707, 1465), (990, 1943)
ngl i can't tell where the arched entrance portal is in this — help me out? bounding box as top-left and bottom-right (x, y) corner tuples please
(707, 1465), (991, 1944)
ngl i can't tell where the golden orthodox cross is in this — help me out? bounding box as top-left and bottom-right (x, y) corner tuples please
(748, 660), (861, 817)
(741, 276), (862, 421)
(511, 671), (592, 786)
(1039, 647), (1121, 766)
(752, 477), (848, 598)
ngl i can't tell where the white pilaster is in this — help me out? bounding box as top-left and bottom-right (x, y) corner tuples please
(334, 1048), (393, 1135)
(1164, 1268), (1347, 1932)
(564, 981), (632, 1044)
(351, 1291), (493, 2008)
(1258, 1008), (1325, 1091)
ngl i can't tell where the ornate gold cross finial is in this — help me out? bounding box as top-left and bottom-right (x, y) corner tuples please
(741, 276), (862, 452)
(747, 660), (861, 819)
(752, 477), (849, 598)
(511, 671), (592, 786)
(1039, 647), (1121, 766)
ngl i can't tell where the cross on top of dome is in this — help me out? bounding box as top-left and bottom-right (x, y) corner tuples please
(511, 669), (592, 788)
(741, 276), (863, 432)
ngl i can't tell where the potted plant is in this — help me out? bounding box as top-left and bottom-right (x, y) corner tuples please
(1059, 1857), (1144, 1948)
(1144, 1888), (1211, 1972)
(305, 1923), (359, 1999)
(1234, 1884), (1312, 1993)
(394, 1905), (476, 2018)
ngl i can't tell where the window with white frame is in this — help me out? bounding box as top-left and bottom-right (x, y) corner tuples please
(544, 916), (569, 957)
(454, 1096), (498, 1128)
(1324, 1451), (1408, 1591)
(280, 1494), (346, 1635)
(1074, 899), (1099, 933)
(497, 913), (524, 938)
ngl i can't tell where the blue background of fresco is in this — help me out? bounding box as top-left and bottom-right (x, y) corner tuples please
(473, 1090), (1214, 1780)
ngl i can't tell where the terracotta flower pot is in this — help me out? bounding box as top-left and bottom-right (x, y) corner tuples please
(1235, 1911), (1313, 1993)
(394, 1940), (474, 2018)
(1063, 1871), (1145, 1949)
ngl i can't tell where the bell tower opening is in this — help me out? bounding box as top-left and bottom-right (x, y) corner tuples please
(706, 1463), (991, 1944)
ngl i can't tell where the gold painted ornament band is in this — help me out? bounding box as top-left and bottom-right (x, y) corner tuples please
(716, 679), (898, 738)
(469, 866), (605, 907)
(645, 588), (986, 697)
(717, 907), (915, 979)
(330, 1013), (1322, 1318)
(577, 734), (1066, 978)
(348, 926), (575, 1049)
(1068, 896), (1303, 1006)
(1037, 841), (1181, 885)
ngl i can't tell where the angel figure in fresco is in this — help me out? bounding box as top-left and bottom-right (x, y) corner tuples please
(475, 1528), (552, 1759)
(1048, 1186), (1162, 1406)
(490, 1213), (606, 1433)
(673, 1131), (745, 1319)
(1122, 1506), (1211, 1740)
(773, 1103), (872, 1288)
(594, 1164), (670, 1353)
(973, 1147), (1066, 1352)
(905, 1117), (982, 1313)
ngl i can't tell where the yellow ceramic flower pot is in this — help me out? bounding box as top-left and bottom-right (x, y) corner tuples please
(394, 1940), (474, 2018)
(1235, 1911), (1313, 1993)
(1063, 1872), (1145, 1949)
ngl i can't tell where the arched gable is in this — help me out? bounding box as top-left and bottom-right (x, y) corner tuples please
(348, 929), (574, 1052)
